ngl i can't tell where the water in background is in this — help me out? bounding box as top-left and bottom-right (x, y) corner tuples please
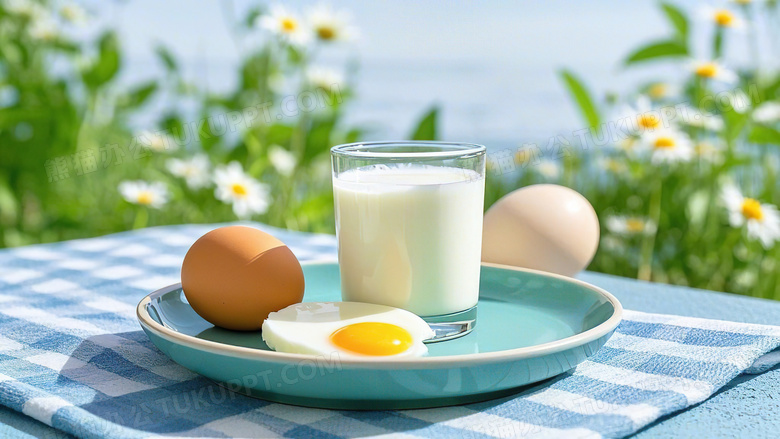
(85, 0), (763, 150)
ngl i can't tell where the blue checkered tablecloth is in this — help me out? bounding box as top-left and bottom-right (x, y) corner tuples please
(1, 222), (779, 439)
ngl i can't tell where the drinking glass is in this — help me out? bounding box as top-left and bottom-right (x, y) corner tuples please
(331, 141), (486, 341)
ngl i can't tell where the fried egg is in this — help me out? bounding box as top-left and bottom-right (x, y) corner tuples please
(261, 302), (435, 358)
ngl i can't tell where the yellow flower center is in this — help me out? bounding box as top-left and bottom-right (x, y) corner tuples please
(626, 219), (645, 233)
(61, 6), (78, 21)
(654, 136), (676, 149)
(604, 159), (623, 173)
(136, 191), (154, 206)
(281, 17), (298, 32)
(618, 137), (637, 151)
(648, 83), (668, 99)
(741, 198), (764, 221)
(714, 9), (735, 27)
(231, 183), (248, 197)
(694, 142), (714, 156)
(316, 26), (336, 40)
(637, 114), (661, 130)
(515, 149), (533, 165)
(695, 63), (718, 78)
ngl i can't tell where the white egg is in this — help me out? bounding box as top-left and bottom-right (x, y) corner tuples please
(261, 302), (435, 358)
(482, 184), (600, 277)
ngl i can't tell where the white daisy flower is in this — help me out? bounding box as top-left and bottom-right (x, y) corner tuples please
(721, 185), (780, 248)
(678, 105), (724, 131)
(268, 146), (297, 176)
(214, 162), (271, 219)
(305, 66), (345, 90)
(601, 235), (626, 253)
(166, 154), (211, 189)
(721, 89), (752, 114)
(641, 128), (694, 164)
(118, 181), (170, 209)
(617, 96), (665, 134)
(613, 136), (640, 153)
(693, 140), (724, 164)
(137, 130), (174, 153)
(257, 5), (310, 46)
(606, 216), (657, 236)
(306, 4), (358, 43)
(6, 0), (47, 19)
(28, 19), (58, 41)
(752, 101), (780, 124)
(645, 82), (681, 101)
(514, 145), (541, 167)
(535, 159), (561, 180)
(731, 269), (757, 291)
(598, 157), (628, 174)
(60, 3), (88, 25)
(701, 6), (744, 29)
(689, 60), (738, 83)
(267, 72), (288, 94)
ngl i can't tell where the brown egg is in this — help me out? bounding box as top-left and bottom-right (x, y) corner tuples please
(181, 226), (305, 331)
(482, 184), (600, 277)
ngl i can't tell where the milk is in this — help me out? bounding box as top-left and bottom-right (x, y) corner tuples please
(333, 165), (485, 316)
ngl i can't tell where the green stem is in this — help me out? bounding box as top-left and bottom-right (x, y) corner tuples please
(75, 92), (98, 151)
(757, 252), (768, 299)
(713, 27), (724, 59)
(710, 229), (741, 291)
(563, 155), (575, 187)
(694, 77), (705, 110)
(133, 207), (149, 230)
(638, 178), (663, 281)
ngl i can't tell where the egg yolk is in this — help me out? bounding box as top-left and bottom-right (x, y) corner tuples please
(330, 322), (413, 356)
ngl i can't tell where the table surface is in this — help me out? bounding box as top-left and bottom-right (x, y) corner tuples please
(1, 242), (779, 438)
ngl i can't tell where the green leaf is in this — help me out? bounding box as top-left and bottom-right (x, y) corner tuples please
(761, 74), (780, 101)
(50, 40), (80, 54)
(559, 70), (600, 129)
(723, 110), (749, 142)
(241, 49), (271, 92)
(409, 106), (438, 140)
(161, 113), (183, 135)
(306, 119), (336, 162)
(660, 2), (689, 42)
(344, 128), (362, 144)
(82, 32), (120, 88)
(748, 124), (780, 145)
(0, 178), (18, 222)
(286, 45), (304, 66)
(155, 45), (177, 72)
(623, 39), (688, 66)
(123, 81), (158, 108)
(266, 124), (294, 145)
(244, 6), (263, 28)
(197, 111), (221, 152)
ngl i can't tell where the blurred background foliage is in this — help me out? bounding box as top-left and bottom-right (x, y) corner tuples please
(0, 0), (381, 246)
(0, 1), (778, 300)
(484, 1), (780, 299)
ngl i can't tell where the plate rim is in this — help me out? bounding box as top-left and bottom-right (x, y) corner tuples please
(137, 260), (623, 370)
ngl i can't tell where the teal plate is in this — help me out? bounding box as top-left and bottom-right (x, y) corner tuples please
(137, 261), (622, 410)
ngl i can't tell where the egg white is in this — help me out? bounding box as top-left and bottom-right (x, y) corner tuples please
(261, 302), (435, 358)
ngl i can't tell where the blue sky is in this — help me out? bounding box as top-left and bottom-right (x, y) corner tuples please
(80, 0), (763, 142)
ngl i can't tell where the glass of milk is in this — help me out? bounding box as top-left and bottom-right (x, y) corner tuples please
(331, 142), (486, 341)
